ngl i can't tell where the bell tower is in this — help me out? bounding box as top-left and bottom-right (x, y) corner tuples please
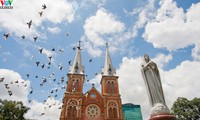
(60, 41), (84, 120)
(101, 43), (124, 120)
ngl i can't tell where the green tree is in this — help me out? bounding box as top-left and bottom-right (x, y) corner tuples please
(0, 99), (30, 120)
(171, 97), (200, 120)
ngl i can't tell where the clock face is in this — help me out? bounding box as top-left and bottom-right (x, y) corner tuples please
(85, 104), (100, 119)
(90, 93), (96, 98)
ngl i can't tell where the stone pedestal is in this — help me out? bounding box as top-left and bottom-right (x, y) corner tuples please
(150, 114), (176, 120)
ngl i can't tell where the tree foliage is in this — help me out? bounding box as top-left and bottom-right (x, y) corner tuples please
(0, 99), (30, 120)
(171, 97), (200, 120)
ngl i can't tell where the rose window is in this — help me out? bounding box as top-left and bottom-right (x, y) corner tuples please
(86, 104), (100, 119)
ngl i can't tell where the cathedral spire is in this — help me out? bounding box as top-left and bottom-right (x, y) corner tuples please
(69, 41), (84, 74)
(102, 43), (116, 76)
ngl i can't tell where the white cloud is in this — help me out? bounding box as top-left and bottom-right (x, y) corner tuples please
(163, 60), (200, 107)
(123, 7), (143, 16)
(192, 42), (200, 61)
(117, 57), (150, 119)
(47, 27), (61, 34)
(125, 0), (156, 40)
(152, 53), (173, 68)
(0, 0), (74, 39)
(23, 49), (31, 58)
(76, 0), (106, 9)
(81, 39), (102, 57)
(25, 98), (61, 120)
(83, 8), (128, 57)
(84, 8), (125, 35)
(0, 69), (61, 120)
(44, 0), (74, 24)
(143, 0), (200, 51)
(0, 69), (30, 103)
(117, 55), (200, 119)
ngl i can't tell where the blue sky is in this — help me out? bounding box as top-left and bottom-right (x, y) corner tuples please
(1, 0), (200, 119)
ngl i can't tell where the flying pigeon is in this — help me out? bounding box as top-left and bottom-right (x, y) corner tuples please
(39, 11), (43, 17)
(36, 61), (40, 66)
(50, 90), (53, 94)
(3, 33), (9, 39)
(42, 77), (47, 83)
(55, 89), (58, 92)
(48, 56), (52, 61)
(68, 60), (71, 65)
(27, 20), (32, 29)
(42, 4), (46, 9)
(33, 36), (38, 42)
(8, 91), (12, 96)
(21, 35), (25, 39)
(4, 84), (9, 89)
(41, 64), (45, 69)
(26, 74), (30, 78)
(0, 77), (4, 83)
(58, 63), (63, 71)
(59, 49), (64, 53)
(59, 66), (63, 71)
(40, 113), (45, 116)
(52, 48), (55, 51)
(66, 33), (69, 37)
(39, 48), (43, 54)
(30, 89), (33, 94)
(73, 47), (76, 51)
(28, 100), (32, 103)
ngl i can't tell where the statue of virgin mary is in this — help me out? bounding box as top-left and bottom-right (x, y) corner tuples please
(141, 54), (170, 116)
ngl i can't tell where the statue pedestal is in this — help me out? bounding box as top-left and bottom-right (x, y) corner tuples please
(150, 114), (176, 120)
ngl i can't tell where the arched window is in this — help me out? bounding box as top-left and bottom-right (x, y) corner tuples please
(108, 81), (110, 93)
(113, 108), (117, 118)
(71, 80), (75, 91)
(67, 106), (72, 117)
(109, 107), (113, 118)
(108, 101), (118, 118)
(73, 106), (77, 117)
(111, 81), (114, 93)
(75, 80), (79, 91)
(67, 100), (78, 118)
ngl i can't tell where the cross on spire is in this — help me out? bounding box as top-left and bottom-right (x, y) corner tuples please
(106, 42), (108, 48)
(77, 40), (81, 50)
(69, 40), (84, 74)
(92, 83), (95, 88)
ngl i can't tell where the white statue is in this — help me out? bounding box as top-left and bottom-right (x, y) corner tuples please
(141, 54), (170, 116)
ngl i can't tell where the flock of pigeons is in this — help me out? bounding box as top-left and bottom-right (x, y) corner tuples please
(0, 3), (98, 117)
(1, 3), (64, 117)
(3, 4), (46, 41)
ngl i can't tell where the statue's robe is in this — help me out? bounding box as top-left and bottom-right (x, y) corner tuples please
(141, 61), (166, 107)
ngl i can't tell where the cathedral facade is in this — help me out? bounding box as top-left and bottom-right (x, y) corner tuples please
(60, 44), (124, 120)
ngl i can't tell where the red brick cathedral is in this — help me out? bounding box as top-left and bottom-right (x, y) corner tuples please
(60, 43), (124, 120)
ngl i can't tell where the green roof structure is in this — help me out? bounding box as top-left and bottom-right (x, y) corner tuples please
(122, 103), (143, 120)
